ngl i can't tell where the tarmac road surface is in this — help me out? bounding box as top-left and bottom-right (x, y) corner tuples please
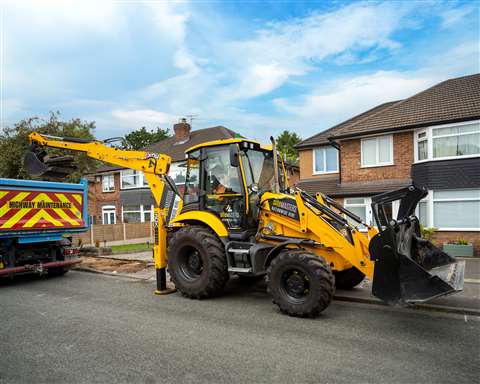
(1, 271), (479, 384)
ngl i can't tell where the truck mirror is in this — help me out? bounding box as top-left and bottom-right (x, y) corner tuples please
(229, 144), (239, 167)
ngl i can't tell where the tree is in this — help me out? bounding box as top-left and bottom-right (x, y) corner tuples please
(0, 112), (98, 182)
(276, 130), (302, 164)
(122, 126), (169, 150)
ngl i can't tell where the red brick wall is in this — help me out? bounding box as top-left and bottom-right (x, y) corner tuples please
(431, 231), (479, 257)
(88, 172), (122, 224)
(340, 131), (413, 183)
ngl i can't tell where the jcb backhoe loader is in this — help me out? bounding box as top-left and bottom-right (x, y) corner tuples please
(24, 132), (465, 317)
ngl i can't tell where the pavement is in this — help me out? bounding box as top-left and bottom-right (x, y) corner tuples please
(1, 271), (479, 384)
(85, 253), (480, 316)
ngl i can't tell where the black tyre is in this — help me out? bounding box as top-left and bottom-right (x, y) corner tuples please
(334, 267), (365, 290)
(167, 225), (228, 299)
(266, 249), (334, 318)
(48, 267), (69, 276)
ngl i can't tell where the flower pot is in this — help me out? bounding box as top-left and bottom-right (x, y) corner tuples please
(443, 243), (474, 258)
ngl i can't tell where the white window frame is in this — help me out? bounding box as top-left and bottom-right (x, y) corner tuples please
(101, 174), (115, 192)
(312, 147), (339, 175)
(120, 170), (148, 190)
(121, 204), (153, 223)
(417, 189), (480, 231)
(360, 134), (394, 168)
(101, 205), (116, 225)
(414, 120), (480, 163)
(344, 196), (399, 231)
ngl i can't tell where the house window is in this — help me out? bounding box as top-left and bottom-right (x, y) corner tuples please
(417, 189), (480, 230)
(313, 147), (338, 174)
(415, 121), (480, 162)
(120, 170), (149, 189)
(344, 197), (369, 226)
(102, 205), (116, 225)
(344, 197), (398, 230)
(122, 204), (153, 223)
(433, 123), (480, 158)
(102, 174), (115, 192)
(433, 189), (480, 229)
(417, 131), (428, 161)
(361, 135), (393, 167)
(169, 161), (188, 185)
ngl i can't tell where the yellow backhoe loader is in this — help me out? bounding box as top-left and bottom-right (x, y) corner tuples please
(24, 132), (465, 317)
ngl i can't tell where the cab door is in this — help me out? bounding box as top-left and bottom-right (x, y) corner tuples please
(200, 145), (247, 229)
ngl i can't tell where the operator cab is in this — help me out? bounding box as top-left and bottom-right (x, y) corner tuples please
(182, 139), (287, 234)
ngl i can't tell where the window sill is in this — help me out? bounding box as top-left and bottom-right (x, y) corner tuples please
(434, 228), (480, 232)
(360, 163), (394, 169)
(312, 171), (339, 175)
(102, 190), (115, 193)
(414, 154), (480, 164)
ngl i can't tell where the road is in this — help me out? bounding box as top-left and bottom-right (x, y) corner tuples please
(1, 271), (479, 384)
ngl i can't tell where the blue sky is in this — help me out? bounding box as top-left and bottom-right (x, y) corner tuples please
(1, 0), (478, 142)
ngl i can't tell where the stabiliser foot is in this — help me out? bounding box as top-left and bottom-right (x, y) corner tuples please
(154, 267), (177, 296)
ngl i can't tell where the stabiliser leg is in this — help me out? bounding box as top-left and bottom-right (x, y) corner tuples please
(153, 208), (176, 296)
(155, 267), (176, 295)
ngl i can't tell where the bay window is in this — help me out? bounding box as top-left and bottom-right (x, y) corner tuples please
(361, 135), (393, 167)
(417, 189), (480, 230)
(122, 204), (153, 223)
(415, 121), (480, 162)
(313, 147), (338, 174)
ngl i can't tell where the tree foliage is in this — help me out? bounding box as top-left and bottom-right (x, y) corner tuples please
(122, 126), (169, 150)
(276, 130), (302, 164)
(0, 112), (98, 182)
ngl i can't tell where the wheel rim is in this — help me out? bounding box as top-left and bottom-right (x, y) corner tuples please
(280, 268), (311, 304)
(178, 245), (204, 281)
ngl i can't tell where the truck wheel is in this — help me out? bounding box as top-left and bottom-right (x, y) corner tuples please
(334, 267), (365, 290)
(48, 267), (69, 276)
(267, 249), (334, 318)
(167, 225), (228, 299)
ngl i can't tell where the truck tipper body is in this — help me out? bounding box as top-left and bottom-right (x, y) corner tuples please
(0, 178), (88, 277)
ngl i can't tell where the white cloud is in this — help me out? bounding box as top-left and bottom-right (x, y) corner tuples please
(441, 4), (477, 28)
(111, 108), (177, 128)
(220, 2), (414, 99)
(274, 71), (434, 119)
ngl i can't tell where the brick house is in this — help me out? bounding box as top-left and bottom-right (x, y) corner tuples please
(296, 73), (480, 255)
(88, 120), (300, 225)
(88, 120), (240, 225)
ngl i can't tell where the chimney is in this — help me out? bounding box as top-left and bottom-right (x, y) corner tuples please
(173, 118), (191, 142)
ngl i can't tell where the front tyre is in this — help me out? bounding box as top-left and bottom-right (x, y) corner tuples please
(167, 225), (228, 299)
(267, 249), (334, 318)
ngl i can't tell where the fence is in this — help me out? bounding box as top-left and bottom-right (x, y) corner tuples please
(71, 222), (153, 246)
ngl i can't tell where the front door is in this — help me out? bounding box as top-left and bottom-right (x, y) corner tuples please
(202, 145), (245, 229)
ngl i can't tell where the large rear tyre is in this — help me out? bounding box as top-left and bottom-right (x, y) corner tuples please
(167, 225), (228, 299)
(334, 267), (365, 290)
(266, 249), (334, 318)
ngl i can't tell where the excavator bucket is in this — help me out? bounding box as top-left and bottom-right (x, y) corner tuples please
(24, 143), (77, 180)
(369, 185), (465, 305)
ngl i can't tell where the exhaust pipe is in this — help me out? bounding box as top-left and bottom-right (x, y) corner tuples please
(369, 185), (465, 305)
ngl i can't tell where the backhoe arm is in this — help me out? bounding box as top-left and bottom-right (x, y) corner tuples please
(26, 132), (177, 295)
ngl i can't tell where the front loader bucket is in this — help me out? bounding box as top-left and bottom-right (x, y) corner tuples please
(369, 185), (465, 305)
(369, 226), (465, 305)
(24, 144), (77, 180)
